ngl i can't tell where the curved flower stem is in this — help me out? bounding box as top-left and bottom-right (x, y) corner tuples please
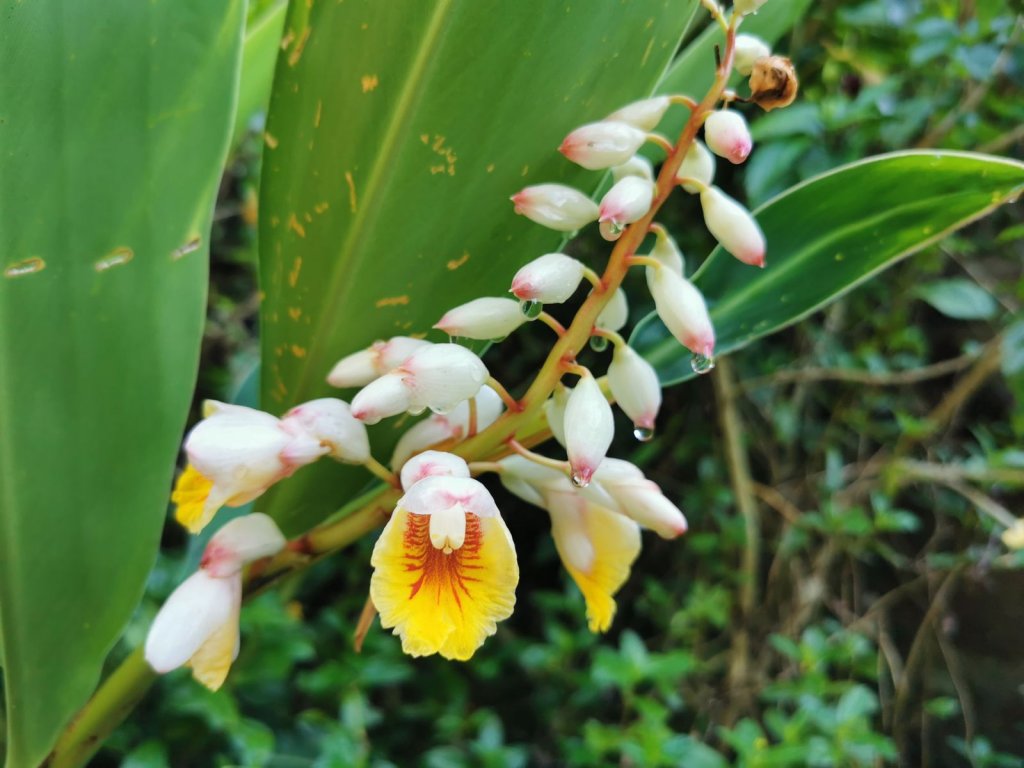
(627, 255), (663, 271)
(363, 456), (399, 486)
(536, 311), (567, 336)
(506, 438), (570, 472)
(486, 375), (521, 412)
(591, 327), (626, 348)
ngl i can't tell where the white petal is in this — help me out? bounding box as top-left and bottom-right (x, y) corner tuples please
(649, 267), (715, 357)
(559, 121), (648, 170)
(510, 253), (585, 304)
(399, 450), (471, 491)
(390, 417), (458, 470)
(599, 176), (655, 227)
(610, 155), (655, 184)
(435, 297), (528, 340)
(606, 96), (671, 131)
(596, 287), (629, 332)
(401, 343), (488, 412)
(543, 385), (570, 447)
(511, 184), (599, 231)
(544, 488), (596, 572)
(608, 344), (662, 430)
(283, 398), (370, 464)
(145, 570), (238, 673)
(676, 140), (716, 194)
(399, 475), (500, 519)
(326, 348), (379, 388)
(699, 186), (766, 267)
(202, 513), (287, 577)
(498, 455), (567, 508)
(351, 373), (412, 424)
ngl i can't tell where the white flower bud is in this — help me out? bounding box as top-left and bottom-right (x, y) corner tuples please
(351, 372), (412, 424)
(558, 120), (648, 170)
(599, 176), (655, 231)
(434, 297), (528, 340)
(734, 34), (771, 76)
(282, 398), (370, 464)
(607, 344), (662, 431)
(564, 372), (614, 487)
(498, 455), (567, 508)
(676, 140), (716, 194)
(596, 287), (629, 332)
(704, 110), (752, 164)
(611, 155), (654, 184)
(401, 343), (489, 413)
(699, 186), (766, 267)
(510, 253), (585, 304)
(327, 337), (429, 388)
(145, 569), (239, 675)
(185, 403), (328, 518)
(606, 96), (671, 131)
(543, 384), (571, 447)
(648, 266), (715, 357)
(647, 229), (685, 281)
(201, 513), (288, 577)
(593, 459), (688, 539)
(389, 386), (504, 469)
(399, 450), (471, 491)
(734, 0), (768, 15)
(511, 184), (600, 231)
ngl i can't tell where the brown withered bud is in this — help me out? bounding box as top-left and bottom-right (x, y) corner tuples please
(749, 55), (798, 111)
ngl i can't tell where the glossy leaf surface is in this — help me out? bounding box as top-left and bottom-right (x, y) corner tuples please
(0, 3), (243, 764)
(631, 151), (1024, 384)
(259, 0), (696, 533)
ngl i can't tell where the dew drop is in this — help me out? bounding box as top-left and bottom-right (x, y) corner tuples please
(94, 247), (134, 272)
(172, 236), (202, 260)
(570, 471), (590, 488)
(589, 335), (609, 352)
(4, 256), (46, 278)
(520, 299), (543, 319)
(633, 425), (655, 442)
(599, 220), (623, 242)
(690, 353), (715, 375)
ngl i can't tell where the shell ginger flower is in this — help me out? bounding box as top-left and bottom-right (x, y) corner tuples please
(370, 473), (518, 660)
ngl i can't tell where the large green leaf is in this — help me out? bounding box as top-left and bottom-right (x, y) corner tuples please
(259, 0), (697, 534)
(231, 0), (288, 147)
(631, 151), (1024, 384)
(0, 3), (243, 765)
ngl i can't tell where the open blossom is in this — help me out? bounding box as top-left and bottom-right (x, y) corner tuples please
(435, 297), (528, 340)
(145, 514), (286, 690)
(352, 343), (489, 424)
(607, 343), (662, 432)
(599, 176), (654, 234)
(699, 186), (766, 267)
(510, 253), (585, 304)
(498, 458), (641, 632)
(648, 266), (715, 357)
(173, 402), (328, 534)
(676, 140), (716, 193)
(390, 386), (503, 469)
(564, 372), (614, 486)
(399, 450), (471, 490)
(327, 336), (430, 388)
(370, 473), (518, 660)
(704, 110), (752, 164)
(606, 96), (671, 131)
(511, 184), (599, 231)
(559, 120), (648, 170)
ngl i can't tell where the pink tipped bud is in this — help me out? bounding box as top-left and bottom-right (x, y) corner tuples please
(511, 253), (585, 304)
(734, 34), (771, 76)
(201, 513), (287, 577)
(606, 96), (671, 131)
(704, 110), (752, 164)
(435, 297), (528, 341)
(699, 186), (766, 267)
(676, 140), (716, 194)
(611, 155), (654, 184)
(511, 184), (599, 231)
(543, 384), (571, 447)
(564, 371), (614, 487)
(282, 398), (370, 464)
(593, 459), (688, 539)
(596, 287), (629, 332)
(647, 228), (685, 280)
(399, 450), (470, 491)
(734, 0), (769, 14)
(389, 387), (503, 469)
(607, 344), (662, 431)
(558, 120), (647, 170)
(400, 343), (488, 413)
(648, 267), (715, 357)
(599, 176), (654, 232)
(327, 336), (430, 388)
(351, 373), (412, 424)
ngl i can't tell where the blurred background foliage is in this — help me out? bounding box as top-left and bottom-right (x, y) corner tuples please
(96, 0), (1023, 765)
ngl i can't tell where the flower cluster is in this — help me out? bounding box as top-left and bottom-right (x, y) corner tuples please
(147, 0), (802, 688)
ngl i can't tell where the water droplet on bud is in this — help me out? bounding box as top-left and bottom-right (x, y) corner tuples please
(690, 354), (715, 375)
(570, 471), (590, 488)
(633, 425), (655, 442)
(520, 299), (543, 319)
(589, 335), (609, 352)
